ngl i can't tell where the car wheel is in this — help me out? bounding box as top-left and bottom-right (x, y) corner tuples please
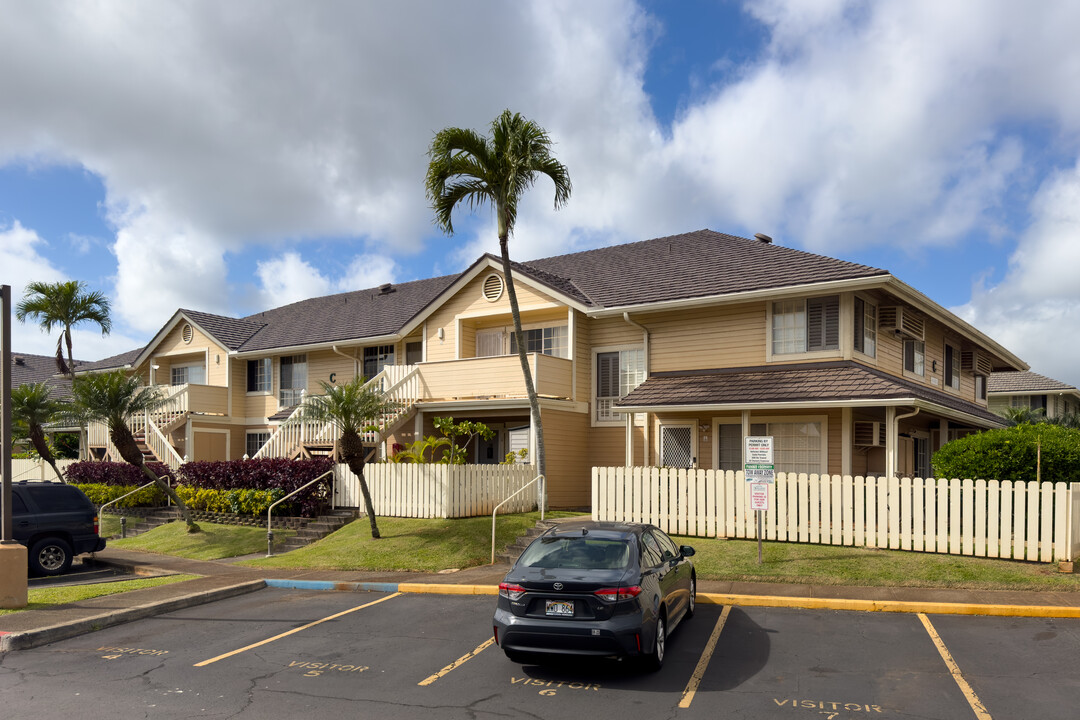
(686, 575), (696, 619)
(645, 612), (666, 672)
(30, 537), (73, 576)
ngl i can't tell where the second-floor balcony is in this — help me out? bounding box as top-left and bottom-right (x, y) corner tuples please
(151, 382), (230, 417)
(415, 353), (573, 402)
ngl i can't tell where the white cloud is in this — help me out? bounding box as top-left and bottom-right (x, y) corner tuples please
(254, 251), (399, 309)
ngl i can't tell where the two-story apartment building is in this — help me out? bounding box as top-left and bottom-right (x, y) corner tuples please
(988, 371), (1080, 420)
(78, 230), (1026, 508)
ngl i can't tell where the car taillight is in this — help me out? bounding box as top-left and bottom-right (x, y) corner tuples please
(499, 582), (527, 601)
(94, 516), (99, 534)
(594, 586), (642, 602)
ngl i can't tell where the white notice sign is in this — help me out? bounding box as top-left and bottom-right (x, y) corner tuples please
(744, 435), (775, 484)
(750, 483), (769, 511)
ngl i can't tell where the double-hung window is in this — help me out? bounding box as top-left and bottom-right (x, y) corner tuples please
(247, 358), (271, 392)
(363, 345), (395, 378)
(245, 432), (270, 458)
(853, 297), (877, 357)
(279, 354), (307, 406)
(772, 296), (839, 355)
(510, 325), (569, 358)
(595, 349), (645, 423)
(944, 344), (960, 391)
(904, 340), (925, 376)
(170, 364), (205, 386)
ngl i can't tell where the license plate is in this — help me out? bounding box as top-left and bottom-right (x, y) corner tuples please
(545, 600), (574, 617)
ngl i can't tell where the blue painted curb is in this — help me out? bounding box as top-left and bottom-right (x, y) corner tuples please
(264, 579), (400, 593)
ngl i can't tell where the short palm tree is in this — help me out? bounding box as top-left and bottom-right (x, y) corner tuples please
(425, 110), (571, 499)
(289, 376), (401, 538)
(11, 382), (67, 482)
(1000, 406), (1046, 426)
(69, 370), (198, 532)
(16, 280), (112, 380)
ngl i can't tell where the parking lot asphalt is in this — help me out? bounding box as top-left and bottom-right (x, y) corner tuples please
(2, 545), (1078, 655)
(3, 587), (1079, 719)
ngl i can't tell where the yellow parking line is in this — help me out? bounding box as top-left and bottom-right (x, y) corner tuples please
(678, 605), (732, 709)
(917, 613), (992, 720)
(418, 637), (495, 686)
(194, 592), (402, 667)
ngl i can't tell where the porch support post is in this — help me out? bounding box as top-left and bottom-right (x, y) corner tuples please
(625, 411), (633, 466)
(740, 410), (751, 468)
(885, 406), (897, 480)
(938, 419), (949, 452)
(841, 407), (853, 476)
(414, 410), (423, 444)
(643, 413), (650, 466)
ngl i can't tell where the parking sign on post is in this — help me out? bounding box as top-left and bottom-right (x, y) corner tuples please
(744, 436), (774, 565)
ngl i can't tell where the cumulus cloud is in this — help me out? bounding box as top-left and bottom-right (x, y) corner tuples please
(254, 251), (399, 309)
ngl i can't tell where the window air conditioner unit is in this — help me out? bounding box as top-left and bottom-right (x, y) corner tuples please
(961, 350), (993, 376)
(853, 421), (886, 447)
(879, 306), (925, 340)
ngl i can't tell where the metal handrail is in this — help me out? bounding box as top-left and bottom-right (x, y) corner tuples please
(490, 474), (544, 564)
(266, 469), (334, 557)
(98, 479), (159, 539)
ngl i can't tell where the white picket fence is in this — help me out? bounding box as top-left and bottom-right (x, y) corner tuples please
(335, 463), (538, 519)
(592, 467), (1080, 563)
(9, 458), (79, 482)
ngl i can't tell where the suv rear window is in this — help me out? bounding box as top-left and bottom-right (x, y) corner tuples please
(518, 537), (631, 570)
(25, 485), (90, 512)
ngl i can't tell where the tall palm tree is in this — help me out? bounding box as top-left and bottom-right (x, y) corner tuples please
(16, 280), (112, 380)
(11, 382), (67, 483)
(69, 370), (199, 532)
(425, 110), (571, 501)
(289, 376), (400, 538)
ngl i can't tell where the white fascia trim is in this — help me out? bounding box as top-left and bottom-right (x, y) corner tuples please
(230, 334), (400, 359)
(586, 277), (879, 319)
(615, 397), (1002, 427)
(881, 277), (1028, 371)
(132, 311), (230, 369)
(398, 256), (591, 338)
(415, 398), (588, 414)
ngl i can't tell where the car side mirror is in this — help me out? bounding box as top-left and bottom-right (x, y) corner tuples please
(680, 545), (696, 557)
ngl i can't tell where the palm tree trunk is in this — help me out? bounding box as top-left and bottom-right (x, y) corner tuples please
(110, 424), (199, 531)
(29, 425), (65, 483)
(499, 233), (546, 511)
(341, 429), (380, 538)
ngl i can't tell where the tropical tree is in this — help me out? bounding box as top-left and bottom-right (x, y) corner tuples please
(69, 370), (199, 532)
(16, 280), (112, 380)
(11, 382), (67, 482)
(425, 110), (571, 500)
(999, 406), (1046, 426)
(289, 376), (401, 538)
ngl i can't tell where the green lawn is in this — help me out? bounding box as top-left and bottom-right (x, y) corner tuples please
(110, 521), (295, 560)
(0, 575), (199, 616)
(241, 512), (580, 572)
(677, 536), (1080, 592)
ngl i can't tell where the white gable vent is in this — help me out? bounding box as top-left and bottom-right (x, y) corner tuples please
(853, 421), (886, 447)
(182, 324), (194, 344)
(482, 273), (504, 302)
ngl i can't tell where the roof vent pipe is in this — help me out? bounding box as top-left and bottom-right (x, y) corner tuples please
(754, 233), (773, 244)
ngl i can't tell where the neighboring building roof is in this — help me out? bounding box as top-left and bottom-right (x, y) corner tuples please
(10, 352), (79, 398)
(181, 309), (266, 350)
(234, 274), (458, 353)
(75, 347), (145, 373)
(987, 371), (1078, 395)
(525, 229), (888, 309)
(617, 361), (1004, 425)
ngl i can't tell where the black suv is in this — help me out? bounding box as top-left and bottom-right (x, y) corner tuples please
(5, 482), (107, 575)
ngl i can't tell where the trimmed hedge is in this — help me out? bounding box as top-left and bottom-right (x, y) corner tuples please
(932, 424), (1080, 483)
(175, 486), (287, 516)
(65, 461), (174, 486)
(75, 483), (168, 508)
(177, 457), (334, 517)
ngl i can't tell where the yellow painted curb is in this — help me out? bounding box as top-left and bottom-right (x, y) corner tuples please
(398, 583), (499, 596)
(696, 592), (1080, 618)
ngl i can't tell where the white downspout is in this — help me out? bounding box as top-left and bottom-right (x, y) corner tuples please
(331, 345), (359, 379)
(623, 313), (649, 465)
(887, 407), (920, 479)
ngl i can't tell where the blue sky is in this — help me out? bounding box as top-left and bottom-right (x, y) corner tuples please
(1, 0), (1079, 387)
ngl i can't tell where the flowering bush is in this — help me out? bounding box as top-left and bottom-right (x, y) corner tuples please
(175, 486), (286, 516)
(65, 461), (174, 486)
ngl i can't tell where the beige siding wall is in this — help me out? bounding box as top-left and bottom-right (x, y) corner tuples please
(588, 424), (645, 467)
(641, 301), (767, 372)
(574, 309), (590, 405)
(542, 408), (592, 508)
(145, 320), (229, 387)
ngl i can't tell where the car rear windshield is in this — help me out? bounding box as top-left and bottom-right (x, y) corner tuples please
(25, 485), (90, 512)
(518, 537), (631, 570)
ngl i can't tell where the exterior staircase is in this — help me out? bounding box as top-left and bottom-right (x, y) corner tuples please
(130, 433), (160, 464)
(496, 519), (562, 564)
(100, 506), (180, 539)
(276, 509), (358, 552)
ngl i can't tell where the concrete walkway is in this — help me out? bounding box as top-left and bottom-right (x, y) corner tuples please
(2, 546), (1078, 652)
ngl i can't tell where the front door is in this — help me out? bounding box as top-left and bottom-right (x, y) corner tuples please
(476, 433), (500, 464)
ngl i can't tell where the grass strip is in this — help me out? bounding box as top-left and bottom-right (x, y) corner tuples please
(110, 521), (295, 560)
(0, 575), (199, 616)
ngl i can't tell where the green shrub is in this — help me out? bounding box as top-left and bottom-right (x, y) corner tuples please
(75, 483), (168, 508)
(932, 424), (1080, 483)
(175, 486), (287, 517)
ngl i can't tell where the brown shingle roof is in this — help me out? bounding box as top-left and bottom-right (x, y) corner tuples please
(71, 347), (144, 373)
(988, 371), (1077, 395)
(181, 309), (265, 350)
(617, 361), (1004, 425)
(525, 229), (888, 308)
(10, 353), (78, 398)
